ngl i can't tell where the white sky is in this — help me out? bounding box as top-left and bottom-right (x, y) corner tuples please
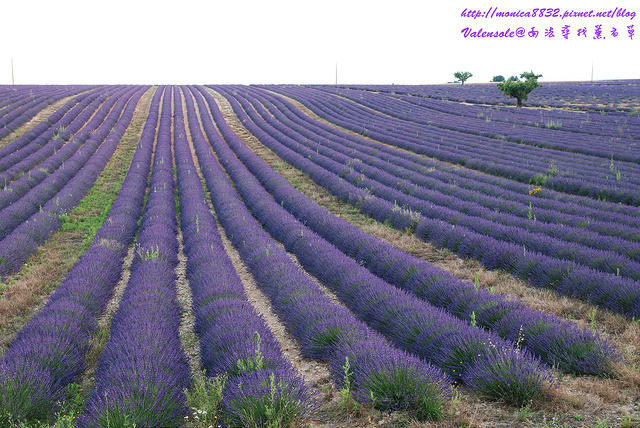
(0, 0), (638, 85)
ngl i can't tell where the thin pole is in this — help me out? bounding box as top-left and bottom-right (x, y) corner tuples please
(11, 58), (15, 85)
(335, 63), (337, 86)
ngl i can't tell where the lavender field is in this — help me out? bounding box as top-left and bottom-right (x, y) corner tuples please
(0, 82), (638, 428)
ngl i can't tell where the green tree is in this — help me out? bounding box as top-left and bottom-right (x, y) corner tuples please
(454, 71), (473, 85)
(507, 75), (519, 81)
(491, 75), (505, 82)
(496, 71), (542, 107)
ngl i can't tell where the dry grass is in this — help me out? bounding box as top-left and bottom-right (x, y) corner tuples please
(209, 87), (640, 428)
(0, 87), (156, 354)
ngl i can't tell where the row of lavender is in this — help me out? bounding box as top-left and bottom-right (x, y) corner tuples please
(0, 86), (160, 424)
(213, 85), (640, 317)
(0, 86), (89, 115)
(0, 85), (95, 141)
(269, 85), (640, 205)
(260, 89), (638, 228)
(0, 86), (148, 278)
(0, 86), (56, 125)
(204, 86), (618, 376)
(328, 87), (639, 162)
(348, 81), (640, 111)
(269, 89), (639, 225)
(0, 86), (47, 113)
(376, 90), (638, 139)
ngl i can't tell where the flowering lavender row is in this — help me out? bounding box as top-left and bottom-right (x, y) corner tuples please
(225, 88), (640, 270)
(267, 85), (640, 205)
(173, 88), (313, 426)
(0, 86), (115, 180)
(0, 87), (42, 114)
(0, 88), (104, 167)
(0, 86), (64, 129)
(380, 90), (638, 140)
(256, 96), (640, 276)
(77, 87), (191, 428)
(198, 89), (617, 376)
(186, 86), (455, 417)
(310, 86), (639, 163)
(0, 86), (148, 278)
(0, 88), (161, 425)
(0, 88), (42, 112)
(0, 87), (53, 123)
(346, 81), (640, 111)
(0, 86), (78, 117)
(212, 86), (640, 318)
(0, 86), (93, 140)
(192, 85), (557, 406)
(0, 87), (127, 211)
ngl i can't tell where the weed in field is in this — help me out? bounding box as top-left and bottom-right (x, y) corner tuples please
(137, 244), (160, 260)
(544, 120), (562, 129)
(530, 173), (547, 186)
(516, 400), (533, 422)
(620, 414), (640, 428)
(588, 308), (597, 332)
(235, 332), (266, 375)
(184, 371), (225, 428)
(222, 371), (310, 428)
(338, 357), (360, 414)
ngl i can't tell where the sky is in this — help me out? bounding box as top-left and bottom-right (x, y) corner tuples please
(0, 0), (638, 85)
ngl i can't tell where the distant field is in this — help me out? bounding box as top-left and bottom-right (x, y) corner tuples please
(0, 82), (638, 428)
